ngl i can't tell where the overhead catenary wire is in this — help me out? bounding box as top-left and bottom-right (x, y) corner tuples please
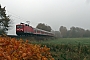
(6, 10), (37, 28)
(6, 10), (30, 23)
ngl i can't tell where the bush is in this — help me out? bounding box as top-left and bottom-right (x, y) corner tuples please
(0, 36), (54, 60)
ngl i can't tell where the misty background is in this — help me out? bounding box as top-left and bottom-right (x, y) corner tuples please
(0, 0), (90, 35)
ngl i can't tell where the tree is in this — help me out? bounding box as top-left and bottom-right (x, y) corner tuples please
(83, 30), (90, 37)
(36, 23), (52, 32)
(0, 5), (11, 35)
(69, 26), (77, 38)
(75, 27), (85, 37)
(68, 26), (85, 38)
(59, 26), (90, 38)
(54, 31), (61, 37)
(59, 26), (67, 38)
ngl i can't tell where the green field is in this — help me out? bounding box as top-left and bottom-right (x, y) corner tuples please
(31, 38), (90, 45)
(31, 38), (90, 60)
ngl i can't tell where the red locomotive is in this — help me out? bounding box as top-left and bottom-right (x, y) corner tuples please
(16, 23), (54, 36)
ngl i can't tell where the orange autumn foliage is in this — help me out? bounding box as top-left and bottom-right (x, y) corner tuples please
(0, 36), (54, 60)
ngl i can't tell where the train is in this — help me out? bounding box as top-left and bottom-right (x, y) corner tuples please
(16, 23), (54, 36)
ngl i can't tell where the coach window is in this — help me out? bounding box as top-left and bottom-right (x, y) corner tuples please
(34, 29), (37, 33)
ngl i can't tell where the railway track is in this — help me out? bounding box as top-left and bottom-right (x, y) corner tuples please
(6, 35), (54, 41)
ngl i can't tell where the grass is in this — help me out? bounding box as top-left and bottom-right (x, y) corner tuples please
(2, 36), (90, 60)
(31, 38), (90, 45)
(30, 37), (90, 60)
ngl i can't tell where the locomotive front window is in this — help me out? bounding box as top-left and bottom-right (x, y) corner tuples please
(16, 25), (23, 28)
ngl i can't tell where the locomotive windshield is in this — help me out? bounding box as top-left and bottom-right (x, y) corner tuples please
(16, 25), (23, 28)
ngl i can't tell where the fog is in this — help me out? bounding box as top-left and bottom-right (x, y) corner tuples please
(0, 0), (90, 35)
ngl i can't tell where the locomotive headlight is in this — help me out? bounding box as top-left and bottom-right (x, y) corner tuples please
(21, 29), (23, 31)
(17, 29), (19, 30)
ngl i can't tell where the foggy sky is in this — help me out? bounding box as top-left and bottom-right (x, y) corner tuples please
(0, 0), (90, 35)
